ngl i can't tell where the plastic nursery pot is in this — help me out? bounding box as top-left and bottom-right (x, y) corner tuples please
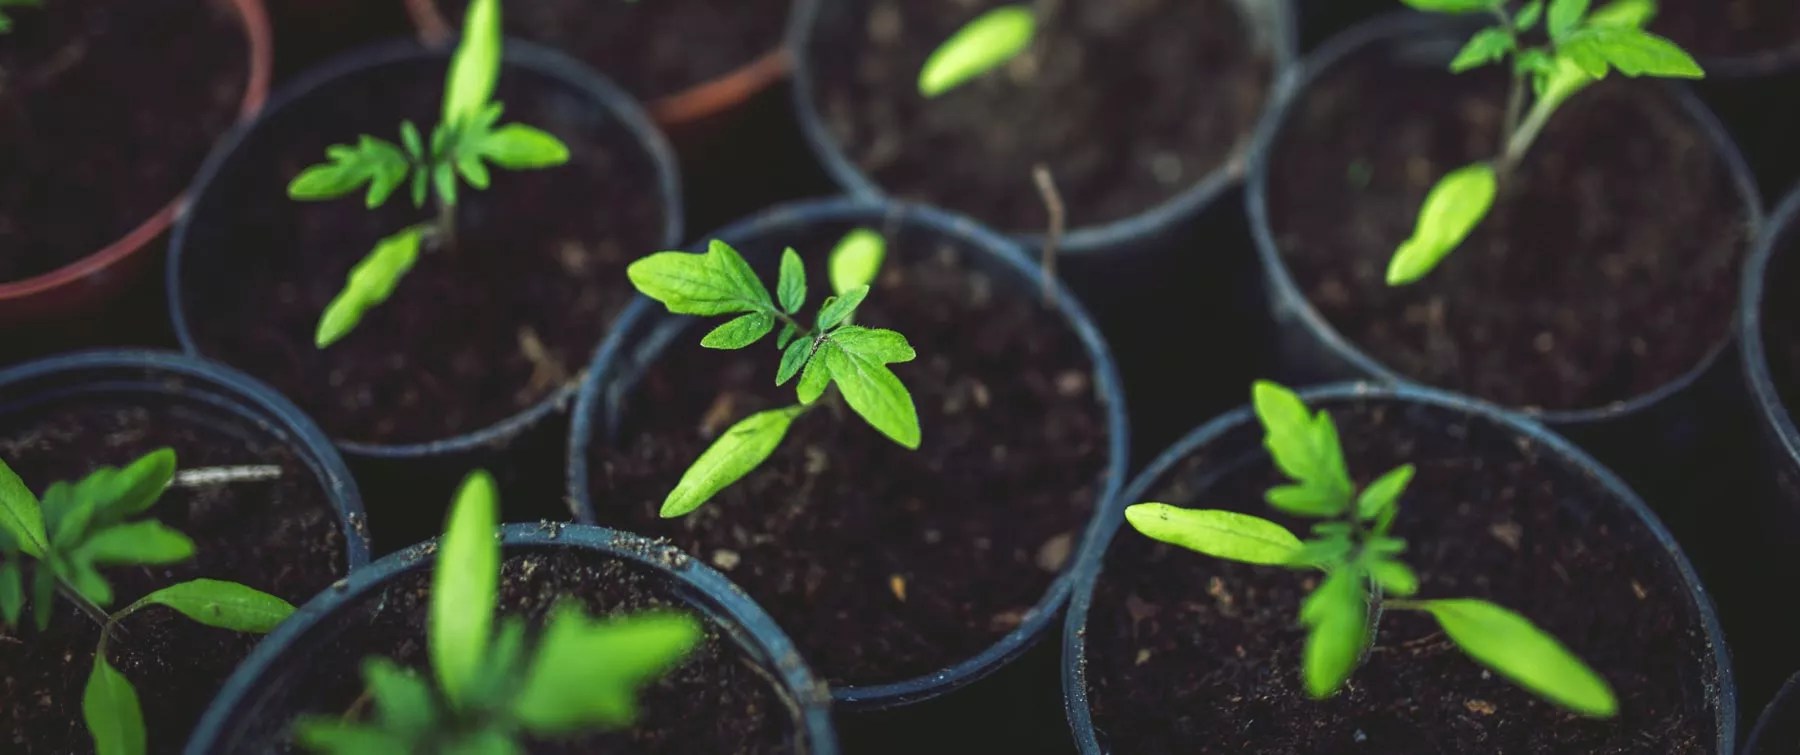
(567, 197), (1131, 709)
(1746, 671), (1800, 755)
(1063, 382), (1737, 754)
(404, 0), (794, 129)
(186, 523), (838, 754)
(0, 349), (370, 754)
(789, 0), (1298, 256)
(0, 0), (272, 326)
(167, 39), (682, 467)
(1739, 187), (1800, 521)
(1245, 13), (1762, 478)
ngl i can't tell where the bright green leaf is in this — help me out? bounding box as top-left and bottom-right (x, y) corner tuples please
(1398, 0), (1496, 12)
(829, 228), (886, 295)
(1369, 559), (1420, 597)
(433, 469), (499, 709)
(1415, 599), (1618, 717)
(50, 449), (177, 548)
(1559, 26), (1704, 79)
(84, 654), (145, 755)
(819, 328), (921, 449)
(777, 248), (806, 315)
(1265, 484), (1341, 518)
(443, 730), (519, 755)
(317, 226), (426, 348)
(477, 124), (571, 169)
(400, 121), (425, 160)
(1547, 0), (1589, 40)
(1124, 503), (1304, 566)
(699, 313), (774, 350)
(31, 566), (53, 630)
(1450, 27), (1515, 73)
(0, 457), (47, 558)
(662, 406), (803, 518)
(92, 449), (176, 522)
(81, 521), (196, 566)
(443, 0), (501, 125)
(775, 322), (799, 350)
(1387, 162), (1497, 286)
(1588, 0), (1655, 27)
(816, 285), (868, 331)
(0, 561), (22, 626)
(628, 240), (774, 317)
(1515, 0), (1544, 30)
(362, 658), (435, 739)
(1355, 464), (1415, 523)
(289, 136), (411, 209)
(513, 607), (701, 732)
(432, 162), (458, 208)
(796, 354), (831, 405)
(1300, 569), (1369, 698)
(62, 558), (113, 606)
(129, 579), (294, 633)
(296, 720), (409, 755)
(918, 6), (1035, 97)
(776, 337), (813, 386)
(1250, 381), (1353, 516)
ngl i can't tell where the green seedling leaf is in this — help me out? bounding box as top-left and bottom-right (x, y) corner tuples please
(818, 326), (920, 449)
(317, 226), (425, 348)
(918, 5), (1035, 97)
(817, 285), (869, 331)
(92, 449), (176, 522)
(84, 654), (145, 755)
(0, 457), (48, 558)
(662, 406), (803, 518)
(296, 721), (409, 755)
(1547, 0), (1589, 40)
(1265, 485), (1340, 517)
(0, 562), (22, 626)
(48, 448), (177, 549)
(1515, 0), (1544, 30)
(1559, 26), (1703, 79)
(288, 136), (411, 209)
(775, 321), (799, 350)
(80, 521), (196, 566)
(796, 352), (831, 405)
(433, 470), (500, 709)
(31, 566), (53, 630)
(476, 124), (571, 169)
(129, 579), (295, 633)
(1368, 558), (1420, 597)
(628, 240), (774, 317)
(777, 248), (806, 314)
(443, 0), (501, 125)
(1451, 27), (1515, 73)
(1251, 381), (1354, 517)
(1300, 569), (1369, 698)
(1124, 503), (1304, 566)
(1355, 464), (1415, 523)
(1415, 599), (1617, 716)
(1387, 162), (1497, 286)
(776, 337), (812, 386)
(1588, 0), (1655, 27)
(362, 658), (435, 740)
(700, 313), (774, 350)
(1398, 0), (1495, 12)
(829, 228), (886, 295)
(513, 607), (702, 731)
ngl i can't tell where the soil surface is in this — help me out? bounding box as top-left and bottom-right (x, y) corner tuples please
(0, 0), (247, 282)
(1265, 36), (1747, 412)
(1084, 397), (1720, 754)
(810, 0), (1274, 235)
(251, 547), (802, 753)
(439, 0), (790, 103)
(1654, 0), (1800, 60)
(176, 55), (668, 446)
(586, 225), (1111, 685)
(0, 399), (350, 754)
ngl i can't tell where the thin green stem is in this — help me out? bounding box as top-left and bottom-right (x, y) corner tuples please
(1500, 91), (1558, 173)
(435, 195), (458, 250)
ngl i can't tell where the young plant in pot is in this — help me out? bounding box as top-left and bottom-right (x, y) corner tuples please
(0, 351), (370, 754)
(1065, 381), (1734, 753)
(168, 0), (680, 458)
(0, 0), (268, 325)
(570, 198), (1128, 706)
(187, 472), (839, 753)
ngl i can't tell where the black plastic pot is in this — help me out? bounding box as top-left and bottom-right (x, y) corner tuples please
(1062, 381), (1737, 753)
(1747, 671), (1800, 755)
(1740, 187), (1800, 520)
(185, 523), (838, 754)
(568, 196), (1131, 710)
(0, 348), (372, 568)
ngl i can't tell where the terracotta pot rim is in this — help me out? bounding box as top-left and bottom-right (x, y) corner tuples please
(0, 0), (273, 301)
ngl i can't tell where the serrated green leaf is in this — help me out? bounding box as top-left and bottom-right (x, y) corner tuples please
(477, 124), (571, 169)
(1398, 0), (1495, 11)
(0, 457), (48, 558)
(433, 470), (499, 709)
(1387, 162), (1497, 286)
(513, 607), (701, 732)
(777, 248), (806, 314)
(288, 136), (411, 209)
(362, 658), (435, 739)
(1559, 26), (1703, 79)
(1369, 559), (1420, 597)
(1547, 0), (1588, 39)
(628, 240), (774, 317)
(129, 579), (295, 633)
(1451, 27), (1514, 73)
(1356, 464), (1416, 523)
(699, 313), (774, 350)
(820, 331), (920, 449)
(1300, 570), (1368, 698)
(295, 720), (409, 754)
(661, 406), (803, 518)
(829, 228), (886, 295)
(796, 354), (831, 405)
(919, 5), (1035, 97)
(776, 337), (813, 386)
(1124, 504), (1304, 566)
(81, 521), (196, 566)
(51, 449), (177, 549)
(443, 0), (501, 125)
(1515, 0), (1544, 30)
(817, 285), (868, 331)
(1415, 599), (1617, 717)
(1251, 381), (1353, 516)
(1588, 0), (1654, 27)
(84, 654), (145, 755)
(0, 561), (21, 626)
(317, 226), (425, 348)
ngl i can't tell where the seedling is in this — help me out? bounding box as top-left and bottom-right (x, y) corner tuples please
(0, 450), (297, 755)
(298, 471), (701, 753)
(0, 0), (39, 33)
(287, 0), (570, 348)
(1387, 0), (1701, 285)
(1123, 381), (1618, 717)
(917, 5), (1037, 98)
(626, 231), (920, 517)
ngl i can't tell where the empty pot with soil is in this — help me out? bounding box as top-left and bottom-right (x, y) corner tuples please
(0, 350), (370, 754)
(569, 197), (1130, 707)
(167, 38), (682, 461)
(186, 522), (838, 754)
(1064, 382), (1735, 754)
(0, 0), (270, 324)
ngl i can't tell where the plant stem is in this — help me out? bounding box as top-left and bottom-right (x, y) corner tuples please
(56, 581), (114, 633)
(1499, 92), (1558, 174)
(1031, 163), (1064, 307)
(435, 196), (458, 251)
(1501, 69), (1526, 163)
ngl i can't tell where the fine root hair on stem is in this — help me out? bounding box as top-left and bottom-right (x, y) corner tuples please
(1031, 163), (1064, 306)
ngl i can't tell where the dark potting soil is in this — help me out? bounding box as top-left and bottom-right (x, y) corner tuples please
(587, 231), (1110, 686)
(1653, 0), (1800, 60)
(810, 0), (1274, 236)
(1084, 398), (1719, 754)
(177, 56), (667, 445)
(439, 0), (789, 103)
(0, 402), (349, 754)
(0, 0), (247, 282)
(262, 547), (800, 754)
(1264, 41), (1747, 412)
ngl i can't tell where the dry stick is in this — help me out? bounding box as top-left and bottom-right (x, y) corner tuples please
(1031, 164), (1065, 306)
(171, 465), (283, 489)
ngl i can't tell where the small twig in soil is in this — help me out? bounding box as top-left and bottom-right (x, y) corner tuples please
(171, 465), (283, 489)
(1031, 163), (1065, 307)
